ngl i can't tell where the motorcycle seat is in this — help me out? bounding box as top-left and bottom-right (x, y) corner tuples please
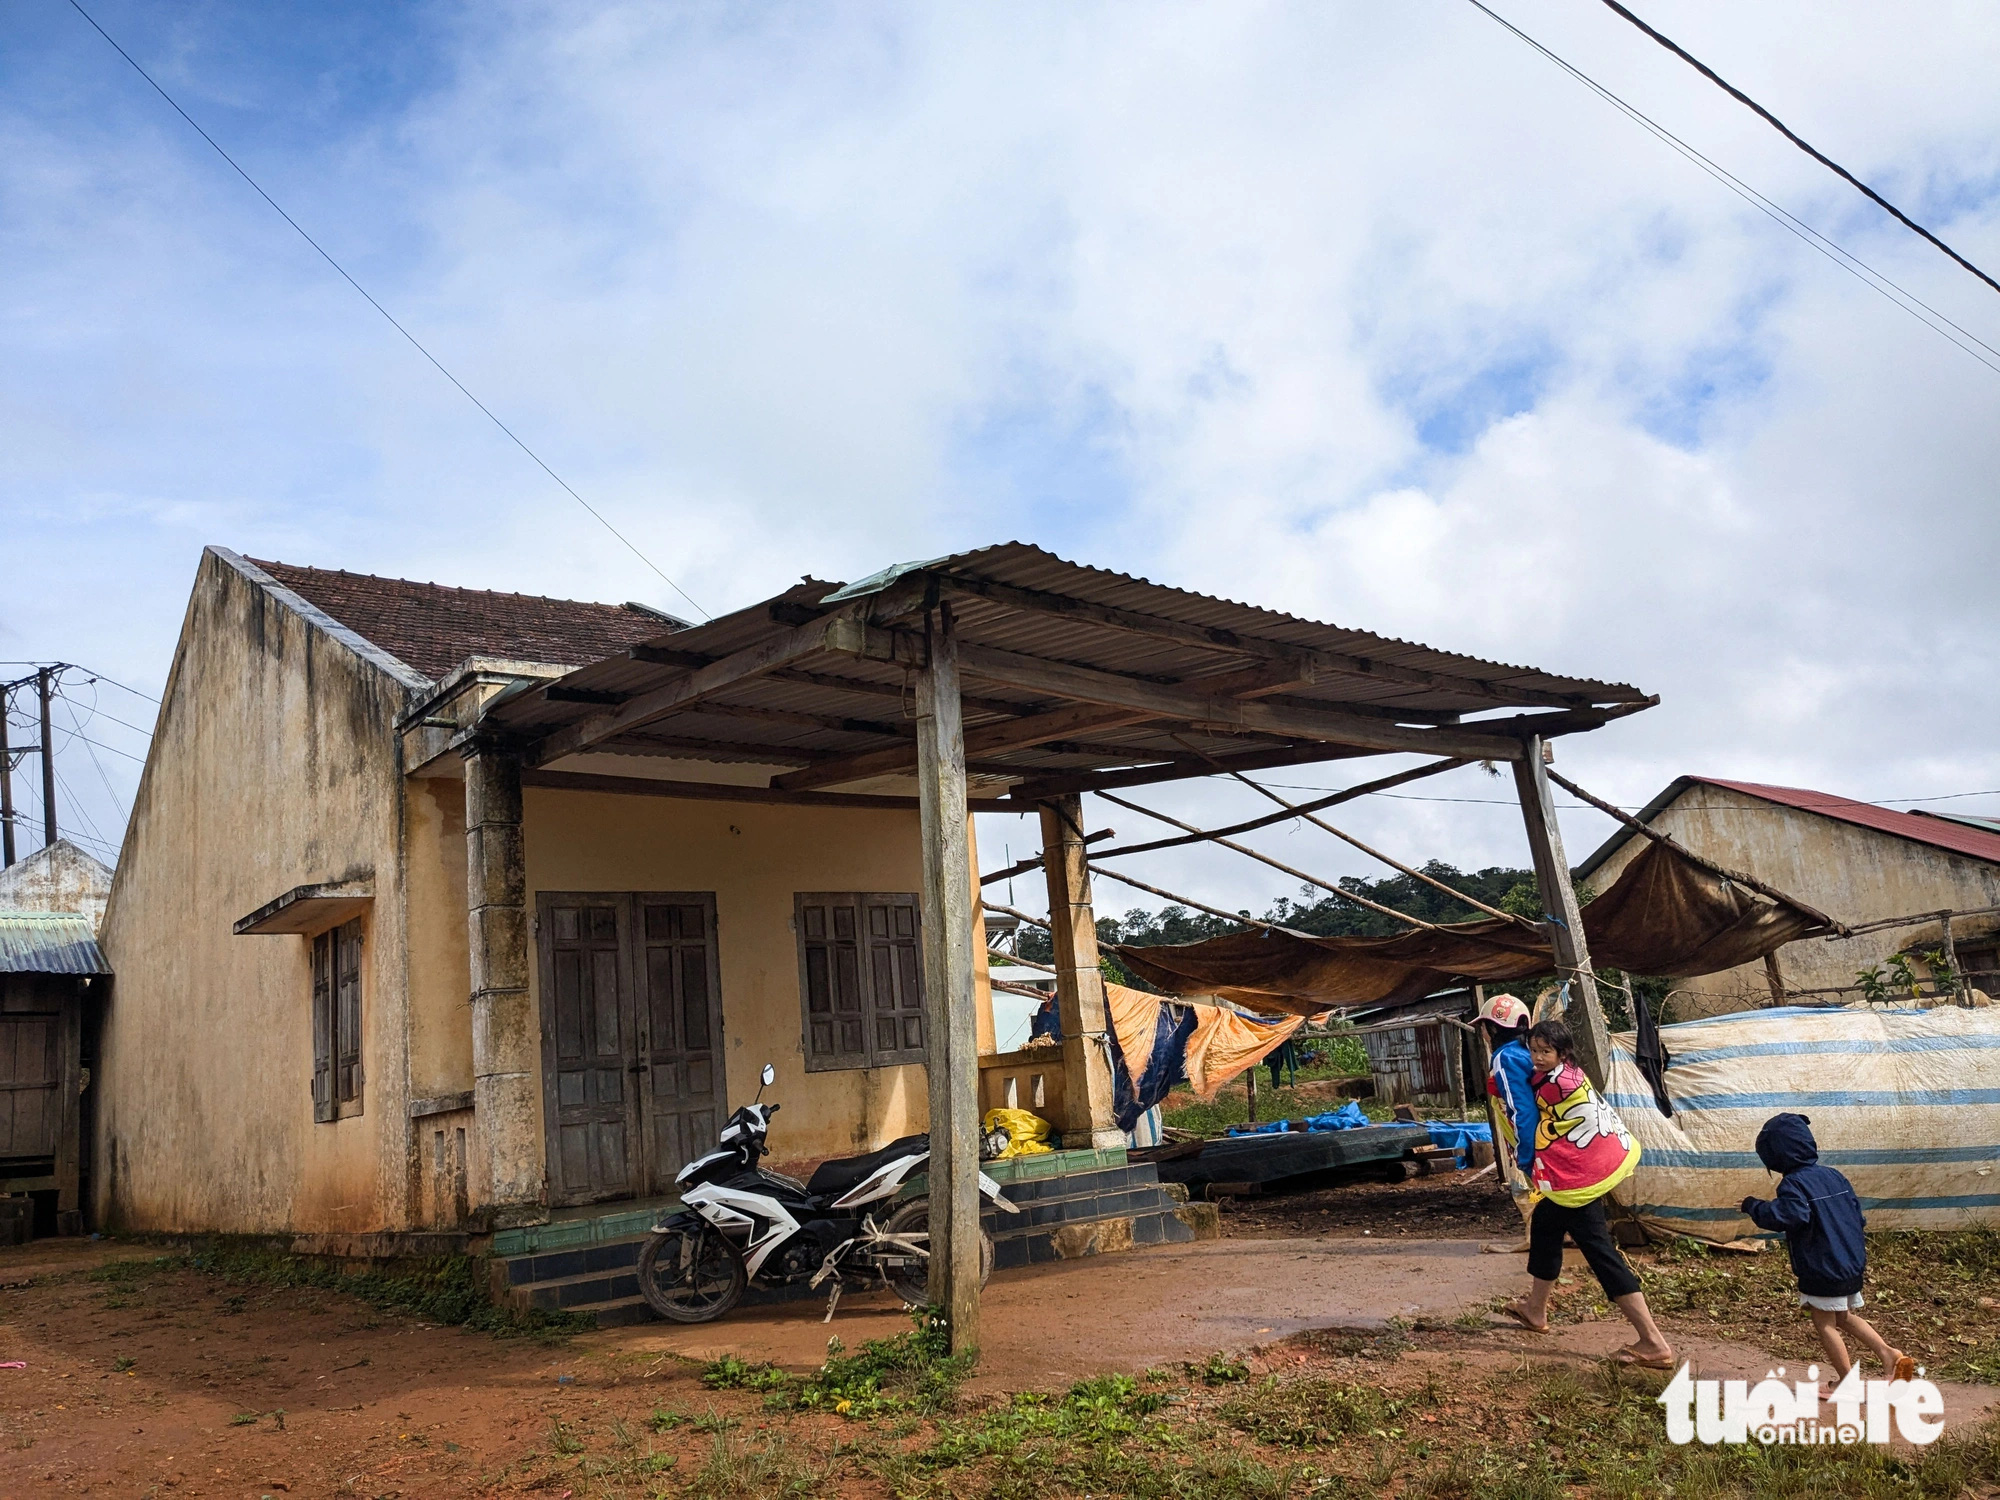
(805, 1133), (930, 1202)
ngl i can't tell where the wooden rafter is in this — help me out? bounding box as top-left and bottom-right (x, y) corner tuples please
(951, 641), (1530, 761)
(936, 570), (1643, 709)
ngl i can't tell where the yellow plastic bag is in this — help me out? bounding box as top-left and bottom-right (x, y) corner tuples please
(982, 1107), (1054, 1158)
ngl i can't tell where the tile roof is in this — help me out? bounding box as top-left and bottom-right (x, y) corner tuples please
(1580, 776), (2000, 876)
(248, 560), (682, 682)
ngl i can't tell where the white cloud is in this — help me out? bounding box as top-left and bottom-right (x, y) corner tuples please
(3, 0), (1998, 885)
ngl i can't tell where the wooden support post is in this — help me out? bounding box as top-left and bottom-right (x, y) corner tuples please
(1445, 1017), (1467, 1119)
(38, 668), (56, 850)
(1940, 913), (1967, 1005)
(1763, 952), (1786, 1007)
(1511, 737), (1612, 1087)
(1245, 1061), (1257, 1124)
(463, 738), (543, 1225)
(915, 605), (982, 1357)
(1038, 794), (1124, 1149)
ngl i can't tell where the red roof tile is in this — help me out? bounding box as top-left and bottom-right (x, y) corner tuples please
(250, 559), (679, 682)
(1698, 778), (2000, 866)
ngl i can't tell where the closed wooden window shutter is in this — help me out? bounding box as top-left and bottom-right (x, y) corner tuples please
(797, 897), (869, 1072)
(862, 896), (926, 1067)
(334, 918), (364, 1108)
(311, 930), (335, 1123)
(797, 893), (926, 1071)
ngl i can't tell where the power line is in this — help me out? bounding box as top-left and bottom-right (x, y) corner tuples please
(62, 0), (711, 621)
(0, 662), (159, 704)
(1595, 0), (2000, 299)
(1462, 0), (2000, 376)
(53, 690), (152, 740)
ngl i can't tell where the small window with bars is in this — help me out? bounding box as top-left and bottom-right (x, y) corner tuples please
(311, 917), (365, 1121)
(795, 893), (926, 1072)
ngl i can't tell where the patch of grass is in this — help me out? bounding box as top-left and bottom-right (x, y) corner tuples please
(766, 1307), (974, 1420)
(1218, 1374), (1420, 1446)
(1638, 1228), (2000, 1383)
(86, 1256), (178, 1285)
(683, 1429), (831, 1499)
(648, 1407), (687, 1432)
(111, 1356), (136, 1373)
(913, 1373), (1172, 1470)
(702, 1353), (791, 1393)
(182, 1242), (592, 1339)
(228, 1412), (260, 1426)
(546, 1417), (585, 1455)
(1192, 1350), (1250, 1384)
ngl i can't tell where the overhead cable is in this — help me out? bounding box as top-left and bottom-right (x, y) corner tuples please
(1594, 0), (2000, 299)
(1462, 0), (2000, 376)
(62, 0), (710, 620)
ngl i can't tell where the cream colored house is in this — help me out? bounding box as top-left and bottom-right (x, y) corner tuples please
(98, 540), (1656, 1338)
(1576, 777), (2000, 1018)
(96, 550), (992, 1238)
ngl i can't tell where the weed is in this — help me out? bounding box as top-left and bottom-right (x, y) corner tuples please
(683, 1429), (830, 1498)
(783, 1307), (973, 1419)
(1193, 1350), (1251, 1384)
(691, 1411), (738, 1434)
(648, 1408), (686, 1432)
(228, 1412), (259, 1426)
(546, 1417), (585, 1455)
(183, 1242), (592, 1338)
(701, 1354), (790, 1393)
(86, 1256), (177, 1285)
(111, 1356), (136, 1373)
(1221, 1376), (1399, 1446)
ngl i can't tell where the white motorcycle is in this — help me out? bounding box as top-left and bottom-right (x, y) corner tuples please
(635, 1064), (1017, 1323)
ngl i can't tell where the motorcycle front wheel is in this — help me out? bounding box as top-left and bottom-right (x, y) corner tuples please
(636, 1225), (747, 1324)
(879, 1197), (995, 1308)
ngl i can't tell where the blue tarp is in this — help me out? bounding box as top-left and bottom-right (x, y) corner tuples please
(1422, 1119), (1493, 1165)
(1109, 1001), (1198, 1132)
(1225, 1099), (1372, 1136)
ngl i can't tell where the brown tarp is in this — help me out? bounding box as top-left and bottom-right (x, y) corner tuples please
(1111, 841), (1827, 1014)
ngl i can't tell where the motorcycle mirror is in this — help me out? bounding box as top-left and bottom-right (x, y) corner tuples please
(761, 1063), (776, 1088)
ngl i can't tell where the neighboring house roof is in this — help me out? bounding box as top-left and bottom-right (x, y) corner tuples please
(1577, 776), (2000, 879)
(0, 839), (114, 918)
(247, 558), (685, 682)
(0, 912), (111, 976)
(1914, 810), (2000, 837)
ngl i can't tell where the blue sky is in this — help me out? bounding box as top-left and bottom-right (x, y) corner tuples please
(4, 0), (1999, 904)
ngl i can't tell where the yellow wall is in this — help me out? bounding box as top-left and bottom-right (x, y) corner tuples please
(1589, 782), (2000, 1018)
(95, 550), (417, 1233)
(522, 786), (959, 1168)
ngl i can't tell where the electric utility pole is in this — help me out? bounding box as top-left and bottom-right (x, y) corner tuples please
(0, 683), (14, 868)
(37, 668), (56, 850)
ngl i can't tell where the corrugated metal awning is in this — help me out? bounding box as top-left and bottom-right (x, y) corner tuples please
(480, 542), (1657, 802)
(0, 912), (111, 976)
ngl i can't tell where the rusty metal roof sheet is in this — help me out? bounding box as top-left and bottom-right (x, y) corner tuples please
(0, 912), (111, 975)
(484, 543), (1654, 795)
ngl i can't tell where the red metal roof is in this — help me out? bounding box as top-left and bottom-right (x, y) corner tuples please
(1696, 778), (2000, 866)
(249, 559), (681, 682)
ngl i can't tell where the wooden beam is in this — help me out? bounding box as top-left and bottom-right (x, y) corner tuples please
(1004, 740), (1377, 801)
(1040, 794), (1123, 1148)
(914, 604), (982, 1356)
(530, 602), (906, 765)
(938, 570), (1644, 710)
(774, 703), (1155, 792)
(1511, 738), (1613, 1088)
(520, 768), (1013, 812)
(774, 655), (1312, 793)
(628, 646), (1024, 719)
(590, 733), (833, 765)
(954, 642), (1529, 761)
(1085, 756), (1468, 861)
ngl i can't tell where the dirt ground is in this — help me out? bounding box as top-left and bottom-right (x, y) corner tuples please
(1214, 1161), (1522, 1242)
(4, 1173), (1997, 1497)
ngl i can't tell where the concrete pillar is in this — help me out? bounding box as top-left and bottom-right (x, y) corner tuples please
(463, 738), (544, 1224)
(1038, 794), (1124, 1149)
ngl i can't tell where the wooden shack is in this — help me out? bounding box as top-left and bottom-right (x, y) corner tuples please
(0, 912), (107, 1236)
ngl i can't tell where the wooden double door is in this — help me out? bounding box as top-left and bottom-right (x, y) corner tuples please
(536, 892), (727, 1208)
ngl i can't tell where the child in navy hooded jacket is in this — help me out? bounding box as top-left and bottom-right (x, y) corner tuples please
(1740, 1112), (1912, 1380)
